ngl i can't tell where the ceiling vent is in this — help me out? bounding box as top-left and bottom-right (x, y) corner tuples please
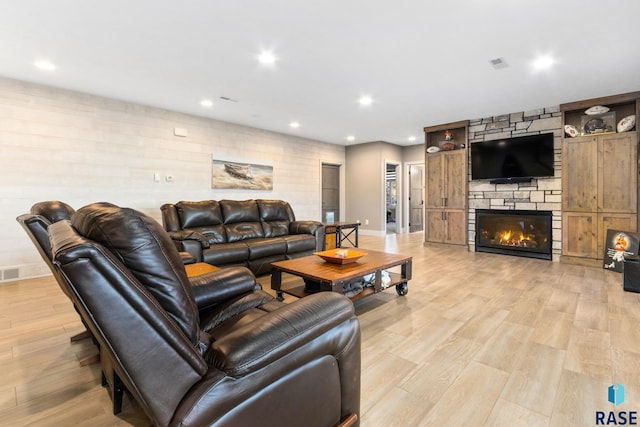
(489, 57), (508, 70)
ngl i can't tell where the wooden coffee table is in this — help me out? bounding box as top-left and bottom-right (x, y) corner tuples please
(271, 249), (412, 301)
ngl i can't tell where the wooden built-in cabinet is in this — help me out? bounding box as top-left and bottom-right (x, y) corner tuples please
(424, 121), (468, 246)
(561, 92), (639, 265)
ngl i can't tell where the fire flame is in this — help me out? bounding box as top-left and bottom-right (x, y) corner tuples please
(498, 230), (528, 246)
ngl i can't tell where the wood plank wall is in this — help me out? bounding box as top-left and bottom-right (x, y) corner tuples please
(0, 77), (345, 279)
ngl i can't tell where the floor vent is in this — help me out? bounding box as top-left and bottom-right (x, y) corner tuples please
(2, 268), (19, 281)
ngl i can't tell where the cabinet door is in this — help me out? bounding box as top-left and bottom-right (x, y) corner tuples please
(426, 210), (446, 243)
(443, 151), (466, 209)
(425, 155), (443, 208)
(598, 133), (638, 213)
(562, 138), (598, 212)
(445, 210), (467, 245)
(562, 211), (597, 258)
(597, 213), (638, 259)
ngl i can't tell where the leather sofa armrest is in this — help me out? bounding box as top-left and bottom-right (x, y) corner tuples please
(290, 220), (323, 236)
(167, 230), (209, 262)
(290, 220), (325, 251)
(189, 267), (260, 310)
(168, 230), (211, 248)
(209, 292), (356, 377)
(179, 251), (197, 265)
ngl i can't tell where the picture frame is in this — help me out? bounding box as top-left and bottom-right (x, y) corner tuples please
(211, 157), (273, 190)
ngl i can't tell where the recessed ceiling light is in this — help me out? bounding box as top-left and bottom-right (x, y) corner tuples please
(408, 136), (417, 142)
(346, 135), (356, 142)
(34, 60), (55, 71)
(289, 121), (300, 129)
(358, 96), (373, 106)
(200, 99), (213, 107)
(532, 55), (554, 70)
(258, 51), (276, 65)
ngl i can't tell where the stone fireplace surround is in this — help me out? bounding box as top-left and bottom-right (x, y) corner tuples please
(467, 107), (562, 259)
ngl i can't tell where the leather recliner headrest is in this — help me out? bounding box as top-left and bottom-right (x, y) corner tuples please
(31, 200), (75, 223)
(71, 202), (200, 345)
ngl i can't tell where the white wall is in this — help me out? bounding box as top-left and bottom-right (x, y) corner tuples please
(0, 77), (345, 281)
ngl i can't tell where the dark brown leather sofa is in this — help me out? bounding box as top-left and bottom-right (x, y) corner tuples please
(47, 202), (360, 426)
(161, 199), (324, 275)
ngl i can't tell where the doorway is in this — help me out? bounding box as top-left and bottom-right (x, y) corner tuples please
(386, 163), (399, 234)
(408, 164), (424, 232)
(321, 163), (340, 223)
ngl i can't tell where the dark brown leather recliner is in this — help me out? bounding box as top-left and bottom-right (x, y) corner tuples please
(16, 201), (100, 365)
(49, 202), (360, 427)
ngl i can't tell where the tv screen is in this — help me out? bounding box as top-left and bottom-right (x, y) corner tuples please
(471, 133), (554, 182)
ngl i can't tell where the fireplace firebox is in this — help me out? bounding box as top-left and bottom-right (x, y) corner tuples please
(475, 209), (552, 260)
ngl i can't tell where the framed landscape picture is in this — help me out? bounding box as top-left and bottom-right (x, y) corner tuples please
(212, 157), (273, 190)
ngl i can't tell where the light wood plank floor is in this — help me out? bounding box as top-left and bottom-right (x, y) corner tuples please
(2, 233), (640, 426)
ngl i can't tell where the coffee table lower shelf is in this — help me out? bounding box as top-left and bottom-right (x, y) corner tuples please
(271, 250), (412, 301)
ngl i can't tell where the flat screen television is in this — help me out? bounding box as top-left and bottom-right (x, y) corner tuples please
(471, 133), (554, 183)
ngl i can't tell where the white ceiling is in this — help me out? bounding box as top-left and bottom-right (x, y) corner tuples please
(1, 1), (639, 146)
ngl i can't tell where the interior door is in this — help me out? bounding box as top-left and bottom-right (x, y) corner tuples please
(409, 164), (424, 232)
(322, 163), (340, 223)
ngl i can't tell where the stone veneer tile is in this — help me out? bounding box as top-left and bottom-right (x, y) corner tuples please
(537, 179), (561, 191)
(527, 117), (562, 132)
(530, 191), (545, 202)
(469, 124), (486, 133)
(514, 191), (530, 199)
(485, 129), (512, 136)
(515, 202), (537, 210)
(469, 182), (496, 191)
(510, 112), (523, 123)
(516, 121), (532, 130)
(487, 191), (515, 199)
(545, 194), (562, 203)
(536, 202), (561, 211)
(524, 107), (545, 117)
(470, 199), (491, 209)
(495, 183), (519, 191)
